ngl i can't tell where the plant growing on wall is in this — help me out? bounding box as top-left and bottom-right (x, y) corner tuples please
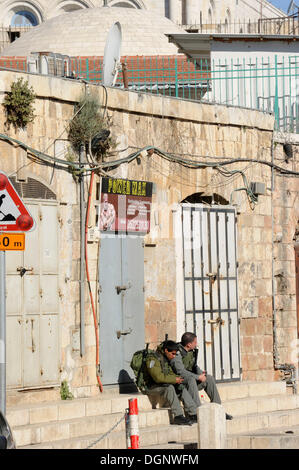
(60, 380), (74, 400)
(3, 77), (36, 129)
(68, 92), (115, 162)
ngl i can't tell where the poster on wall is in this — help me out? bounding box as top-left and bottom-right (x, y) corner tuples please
(98, 177), (153, 234)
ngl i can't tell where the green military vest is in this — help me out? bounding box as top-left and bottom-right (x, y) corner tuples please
(143, 347), (177, 389)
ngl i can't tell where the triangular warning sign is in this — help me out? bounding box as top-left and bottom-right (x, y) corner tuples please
(0, 172), (35, 232)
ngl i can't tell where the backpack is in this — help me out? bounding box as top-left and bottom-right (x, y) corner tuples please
(130, 344), (155, 394)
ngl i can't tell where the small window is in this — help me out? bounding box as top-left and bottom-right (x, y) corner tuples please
(11, 11), (38, 27)
(9, 31), (20, 43)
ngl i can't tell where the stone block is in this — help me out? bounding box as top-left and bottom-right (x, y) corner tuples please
(69, 416), (96, 438)
(6, 409), (29, 427)
(242, 336), (253, 353)
(13, 427), (41, 447)
(197, 403), (226, 449)
(40, 422), (70, 443)
(236, 436), (252, 449)
(86, 398), (112, 417)
(263, 335), (273, 353)
(58, 401), (85, 421)
(258, 297), (272, 317)
(240, 297), (259, 318)
(30, 405), (58, 424)
(145, 324), (158, 346)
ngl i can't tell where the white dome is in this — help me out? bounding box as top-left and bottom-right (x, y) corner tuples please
(1, 7), (185, 57)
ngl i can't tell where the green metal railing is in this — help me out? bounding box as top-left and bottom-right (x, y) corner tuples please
(0, 54), (298, 133)
(207, 55), (299, 133)
(70, 54), (299, 133)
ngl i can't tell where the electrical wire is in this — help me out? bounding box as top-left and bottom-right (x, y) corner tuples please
(144, 154), (257, 191)
(2, 134), (298, 177)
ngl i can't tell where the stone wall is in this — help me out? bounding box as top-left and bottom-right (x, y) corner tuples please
(0, 70), (297, 396)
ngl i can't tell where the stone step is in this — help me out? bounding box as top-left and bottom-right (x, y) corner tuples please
(217, 380), (287, 402)
(6, 384), (137, 407)
(224, 393), (299, 417)
(7, 380), (288, 408)
(7, 387), (61, 407)
(227, 407), (299, 435)
(20, 422), (199, 449)
(17, 406), (299, 450)
(227, 424), (299, 449)
(12, 408), (171, 448)
(141, 442), (198, 450)
(8, 380), (293, 449)
(7, 393), (154, 428)
(8, 389), (295, 438)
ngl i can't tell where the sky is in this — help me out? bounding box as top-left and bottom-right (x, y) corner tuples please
(268, 0), (293, 13)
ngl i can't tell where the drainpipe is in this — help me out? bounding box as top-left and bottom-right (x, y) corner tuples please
(271, 137), (297, 394)
(80, 144), (85, 357)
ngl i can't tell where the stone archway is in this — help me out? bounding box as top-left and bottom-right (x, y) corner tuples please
(108, 0), (145, 9)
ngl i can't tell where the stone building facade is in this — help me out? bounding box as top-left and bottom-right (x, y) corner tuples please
(0, 70), (297, 397)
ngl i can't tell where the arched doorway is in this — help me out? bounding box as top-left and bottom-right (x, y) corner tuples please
(177, 193), (241, 382)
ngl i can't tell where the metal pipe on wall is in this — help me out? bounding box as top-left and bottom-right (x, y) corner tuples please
(271, 137), (297, 394)
(271, 137), (279, 366)
(80, 144), (86, 357)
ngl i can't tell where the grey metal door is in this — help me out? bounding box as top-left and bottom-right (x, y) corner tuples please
(181, 204), (241, 382)
(99, 236), (144, 385)
(6, 201), (60, 389)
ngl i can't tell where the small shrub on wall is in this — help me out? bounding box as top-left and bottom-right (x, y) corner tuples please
(3, 77), (36, 129)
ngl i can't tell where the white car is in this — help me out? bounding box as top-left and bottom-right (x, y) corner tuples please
(0, 410), (16, 449)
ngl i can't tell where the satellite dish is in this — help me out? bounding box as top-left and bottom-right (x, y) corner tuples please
(102, 22), (122, 87)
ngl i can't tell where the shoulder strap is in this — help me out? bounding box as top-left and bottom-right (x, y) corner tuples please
(136, 343), (149, 384)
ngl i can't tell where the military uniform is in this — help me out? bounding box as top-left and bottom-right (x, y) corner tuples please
(144, 345), (197, 418)
(170, 343), (221, 407)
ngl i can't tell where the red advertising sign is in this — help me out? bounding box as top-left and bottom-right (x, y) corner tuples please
(99, 177), (153, 234)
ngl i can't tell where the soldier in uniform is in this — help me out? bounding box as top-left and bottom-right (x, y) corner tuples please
(144, 340), (198, 425)
(170, 332), (233, 420)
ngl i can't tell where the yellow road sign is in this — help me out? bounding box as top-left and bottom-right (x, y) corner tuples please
(0, 233), (25, 251)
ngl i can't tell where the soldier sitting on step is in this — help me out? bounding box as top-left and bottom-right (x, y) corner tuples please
(170, 332), (233, 420)
(144, 340), (199, 425)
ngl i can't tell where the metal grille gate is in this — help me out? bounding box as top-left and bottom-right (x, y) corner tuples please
(181, 204), (241, 382)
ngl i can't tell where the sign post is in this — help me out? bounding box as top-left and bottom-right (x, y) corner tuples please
(0, 250), (5, 415)
(0, 172), (34, 415)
